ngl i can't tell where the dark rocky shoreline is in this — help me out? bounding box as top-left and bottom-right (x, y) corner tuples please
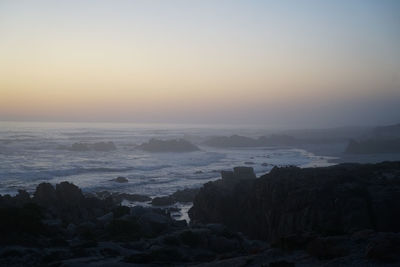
(1, 162), (400, 266)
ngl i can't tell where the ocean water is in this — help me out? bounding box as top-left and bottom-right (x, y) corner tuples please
(0, 121), (334, 197)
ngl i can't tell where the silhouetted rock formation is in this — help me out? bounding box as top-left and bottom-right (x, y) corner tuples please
(345, 139), (400, 154)
(189, 162), (400, 242)
(32, 182), (114, 224)
(0, 182), (264, 266)
(221, 167), (256, 182)
(59, 141), (116, 151)
(1, 171), (400, 265)
(137, 138), (199, 152)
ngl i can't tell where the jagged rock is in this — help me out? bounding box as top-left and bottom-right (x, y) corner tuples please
(55, 182), (84, 204)
(190, 162), (400, 242)
(33, 183), (57, 205)
(220, 167), (256, 182)
(137, 138), (199, 152)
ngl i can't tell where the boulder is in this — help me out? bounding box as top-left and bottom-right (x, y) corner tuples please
(33, 183), (57, 205)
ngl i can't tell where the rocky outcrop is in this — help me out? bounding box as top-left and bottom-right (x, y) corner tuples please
(221, 167), (256, 182)
(189, 162), (400, 242)
(0, 182), (264, 266)
(137, 138), (199, 152)
(33, 182), (114, 223)
(1, 174), (400, 266)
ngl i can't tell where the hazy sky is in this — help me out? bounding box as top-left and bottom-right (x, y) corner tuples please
(1, 0), (399, 127)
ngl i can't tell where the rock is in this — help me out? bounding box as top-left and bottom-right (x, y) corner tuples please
(221, 170), (235, 180)
(262, 163), (269, 167)
(233, 167), (256, 179)
(66, 223), (77, 236)
(272, 233), (317, 251)
(106, 218), (142, 241)
(138, 212), (171, 235)
(137, 138), (199, 152)
(33, 183), (57, 205)
(110, 176), (128, 183)
(112, 206), (130, 218)
(14, 190), (31, 206)
(204, 135), (259, 147)
(208, 235), (239, 253)
(365, 232), (400, 262)
(69, 141), (116, 152)
(171, 188), (199, 203)
(125, 247), (185, 264)
(189, 162), (400, 242)
(111, 193), (151, 203)
(97, 212), (114, 224)
(306, 236), (348, 259)
(220, 167), (256, 182)
(130, 206), (149, 217)
(152, 196), (176, 206)
(244, 161), (255, 165)
(151, 188), (199, 206)
(55, 182), (84, 204)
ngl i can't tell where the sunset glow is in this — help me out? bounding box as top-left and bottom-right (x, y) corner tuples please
(1, 0), (399, 125)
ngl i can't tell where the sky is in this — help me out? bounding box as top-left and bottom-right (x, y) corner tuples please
(0, 0), (399, 127)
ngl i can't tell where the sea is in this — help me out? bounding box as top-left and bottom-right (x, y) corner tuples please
(0, 121), (335, 197)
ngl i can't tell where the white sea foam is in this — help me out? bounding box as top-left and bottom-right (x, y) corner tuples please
(0, 122), (334, 196)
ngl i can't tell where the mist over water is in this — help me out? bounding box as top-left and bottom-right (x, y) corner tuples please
(0, 121), (333, 196)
